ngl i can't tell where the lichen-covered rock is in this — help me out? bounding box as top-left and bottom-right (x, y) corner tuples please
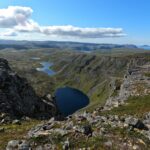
(6, 140), (30, 150)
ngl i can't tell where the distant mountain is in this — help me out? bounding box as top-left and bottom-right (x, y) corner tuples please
(138, 45), (150, 50)
(0, 40), (138, 51)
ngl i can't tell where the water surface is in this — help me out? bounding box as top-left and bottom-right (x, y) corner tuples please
(36, 62), (56, 76)
(31, 57), (41, 60)
(55, 87), (89, 116)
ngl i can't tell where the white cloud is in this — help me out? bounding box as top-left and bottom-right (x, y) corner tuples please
(0, 6), (126, 39)
(0, 30), (17, 36)
(0, 6), (33, 28)
(41, 25), (125, 38)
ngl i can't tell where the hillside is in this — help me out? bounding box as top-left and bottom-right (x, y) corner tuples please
(0, 49), (150, 149)
(0, 49), (149, 110)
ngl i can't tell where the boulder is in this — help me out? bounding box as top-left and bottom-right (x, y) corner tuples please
(125, 117), (148, 130)
(12, 119), (21, 125)
(82, 125), (93, 136)
(18, 141), (30, 150)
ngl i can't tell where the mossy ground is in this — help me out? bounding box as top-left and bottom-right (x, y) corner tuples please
(102, 95), (150, 118)
(145, 72), (150, 77)
(0, 120), (41, 150)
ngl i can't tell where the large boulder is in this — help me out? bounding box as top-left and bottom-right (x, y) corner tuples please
(125, 117), (148, 130)
(0, 58), (56, 119)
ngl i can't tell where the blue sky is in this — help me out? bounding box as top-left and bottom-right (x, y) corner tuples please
(0, 0), (150, 45)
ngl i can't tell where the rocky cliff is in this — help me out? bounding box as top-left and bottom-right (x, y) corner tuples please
(0, 58), (56, 120)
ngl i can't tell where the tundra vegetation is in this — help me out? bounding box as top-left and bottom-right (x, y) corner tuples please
(0, 47), (150, 149)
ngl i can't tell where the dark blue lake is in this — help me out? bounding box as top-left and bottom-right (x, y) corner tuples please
(36, 62), (56, 76)
(55, 87), (89, 116)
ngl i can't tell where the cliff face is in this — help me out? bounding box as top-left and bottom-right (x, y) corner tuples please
(49, 52), (150, 110)
(0, 58), (56, 119)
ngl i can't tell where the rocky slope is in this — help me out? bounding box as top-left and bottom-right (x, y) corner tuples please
(0, 58), (56, 121)
(0, 50), (150, 149)
(50, 52), (150, 110)
(104, 60), (150, 110)
(6, 110), (150, 149)
(5, 54), (150, 149)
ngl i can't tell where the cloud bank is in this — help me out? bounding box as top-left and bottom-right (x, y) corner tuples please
(0, 6), (126, 39)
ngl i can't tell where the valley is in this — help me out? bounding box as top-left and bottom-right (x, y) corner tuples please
(0, 46), (150, 149)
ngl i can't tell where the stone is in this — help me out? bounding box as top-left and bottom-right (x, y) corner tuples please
(43, 144), (53, 150)
(104, 141), (112, 148)
(21, 116), (31, 121)
(18, 140), (30, 150)
(62, 138), (70, 150)
(53, 129), (68, 136)
(35, 146), (43, 150)
(46, 94), (52, 100)
(125, 117), (148, 130)
(0, 116), (12, 124)
(82, 125), (92, 136)
(134, 120), (148, 130)
(132, 145), (139, 150)
(0, 127), (5, 132)
(42, 123), (54, 130)
(6, 140), (30, 150)
(6, 140), (20, 150)
(48, 117), (55, 124)
(65, 121), (74, 130)
(138, 139), (146, 146)
(12, 119), (21, 125)
(77, 116), (87, 122)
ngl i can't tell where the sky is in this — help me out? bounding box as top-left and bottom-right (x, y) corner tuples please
(0, 0), (150, 45)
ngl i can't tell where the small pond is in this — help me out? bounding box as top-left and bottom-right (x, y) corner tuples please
(31, 57), (41, 60)
(36, 62), (56, 76)
(55, 87), (89, 116)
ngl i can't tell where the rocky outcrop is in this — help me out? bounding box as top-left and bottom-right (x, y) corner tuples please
(0, 58), (56, 120)
(104, 62), (150, 110)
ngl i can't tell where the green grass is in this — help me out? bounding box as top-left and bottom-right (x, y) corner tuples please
(145, 72), (150, 77)
(103, 95), (150, 118)
(0, 120), (41, 150)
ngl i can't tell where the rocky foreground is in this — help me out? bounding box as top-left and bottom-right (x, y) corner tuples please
(5, 110), (150, 150)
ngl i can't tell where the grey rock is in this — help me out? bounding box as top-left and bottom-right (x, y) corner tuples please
(0, 127), (4, 132)
(53, 129), (68, 136)
(65, 121), (74, 130)
(82, 125), (93, 136)
(43, 123), (55, 130)
(125, 117), (148, 130)
(6, 140), (20, 150)
(6, 140), (30, 150)
(0, 58), (57, 120)
(12, 119), (21, 125)
(62, 138), (70, 150)
(43, 144), (54, 150)
(35, 146), (43, 150)
(18, 141), (30, 150)
(104, 141), (113, 148)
